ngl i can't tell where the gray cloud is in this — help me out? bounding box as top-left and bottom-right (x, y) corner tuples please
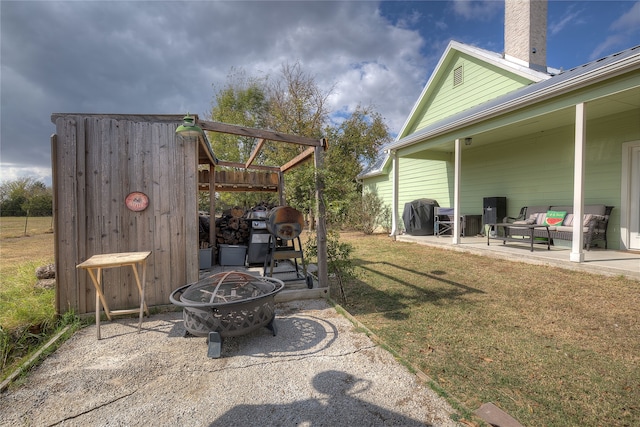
(1, 1), (431, 184)
(1, 1), (636, 185)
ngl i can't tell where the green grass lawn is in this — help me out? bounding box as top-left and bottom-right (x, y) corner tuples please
(339, 232), (639, 427)
(0, 217), (60, 380)
(2, 219), (638, 426)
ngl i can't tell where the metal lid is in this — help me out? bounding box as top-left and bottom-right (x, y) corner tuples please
(266, 206), (304, 240)
(247, 210), (267, 219)
(179, 271), (279, 305)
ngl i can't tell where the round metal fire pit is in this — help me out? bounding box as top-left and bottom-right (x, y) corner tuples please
(169, 271), (284, 339)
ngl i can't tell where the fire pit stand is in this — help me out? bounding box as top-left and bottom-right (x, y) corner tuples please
(170, 271), (285, 358)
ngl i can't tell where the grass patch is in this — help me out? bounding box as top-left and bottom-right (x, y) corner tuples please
(0, 216), (53, 239)
(1, 218), (638, 426)
(338, 232), (640, 427)
(0, 217), (58, 379)
(0, 260), (56, 330)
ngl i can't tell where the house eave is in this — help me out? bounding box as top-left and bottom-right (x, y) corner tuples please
(394, 41), (552, 143)
(389, 49), (640, 152)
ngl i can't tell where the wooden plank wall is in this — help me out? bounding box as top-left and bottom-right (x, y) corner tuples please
(52, 114), (199, 315)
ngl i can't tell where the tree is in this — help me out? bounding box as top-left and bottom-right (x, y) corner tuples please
(323, 105), (391, 227)
(209, 63), (333, 213)
(209, 69), (276, 210)
(0, 177), (52, 217)
(210, 68), (269, 163)
(263, 62), (332, 220)
(208, 63), (391, 228)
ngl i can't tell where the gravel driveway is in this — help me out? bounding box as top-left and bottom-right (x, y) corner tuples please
(0, 299), (460, 426)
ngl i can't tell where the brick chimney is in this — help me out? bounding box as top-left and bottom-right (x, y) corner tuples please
(504, 0), (547, 72)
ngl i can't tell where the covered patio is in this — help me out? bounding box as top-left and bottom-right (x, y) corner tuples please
(396, 233), (640, 281)
(367, 45), (640, 266)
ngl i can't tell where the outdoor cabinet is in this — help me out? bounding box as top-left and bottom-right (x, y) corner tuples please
(483, 197), (507, 225)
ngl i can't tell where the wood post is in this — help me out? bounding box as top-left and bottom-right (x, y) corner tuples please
(314, 140), (328, 288)
(278, 171), (285, 206)
(209, 165), (216, 250)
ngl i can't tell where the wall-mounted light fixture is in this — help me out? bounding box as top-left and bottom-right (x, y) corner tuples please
(175, 113), (203, 139)
(464, 137), (473, 146)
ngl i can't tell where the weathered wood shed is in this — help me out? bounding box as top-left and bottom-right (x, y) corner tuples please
(51, 113), (327, 315)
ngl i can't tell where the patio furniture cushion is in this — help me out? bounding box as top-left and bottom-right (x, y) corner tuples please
(513, 219), (536, 225)
(526, 206), (550, 215)
(554, 225), (590, 233)
(543, 210), (567, 227)
(522, 206), (550, 225)
(509, 204), (612, 250)
(563, 213), (595, 227)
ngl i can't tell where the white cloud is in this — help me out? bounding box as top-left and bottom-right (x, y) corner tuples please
(0, 164), (52, 187)
(589, 34), (626, 60)
(590, 2), (640, 60)
(451, 0), (502, 21)
(396, 9), (423, 29)
(549, 8), (584, 37)
(435, 20), (448, 31)
(610, 1), (640, 33)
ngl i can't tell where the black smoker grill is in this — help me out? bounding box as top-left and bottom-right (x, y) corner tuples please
(170, 271), (285, 358)
(263, 206), (313, 288)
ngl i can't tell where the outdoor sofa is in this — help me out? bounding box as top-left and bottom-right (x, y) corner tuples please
(502, 204), (613, 250)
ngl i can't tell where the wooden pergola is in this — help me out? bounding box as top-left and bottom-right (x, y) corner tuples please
(191, 117), (329, 288)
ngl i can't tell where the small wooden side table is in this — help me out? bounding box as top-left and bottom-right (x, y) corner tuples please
(77, 251), (151, 339)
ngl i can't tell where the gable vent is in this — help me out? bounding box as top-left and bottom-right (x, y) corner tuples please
(453, 65), (464, 86)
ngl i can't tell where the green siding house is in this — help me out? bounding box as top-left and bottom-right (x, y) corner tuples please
(360, 3), (640, 262)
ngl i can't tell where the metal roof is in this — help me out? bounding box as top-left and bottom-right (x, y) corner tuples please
(359, 44), (640, 179)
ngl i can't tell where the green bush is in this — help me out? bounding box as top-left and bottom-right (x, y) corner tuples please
(347, 192), (389, 234)
(303, 229), (356, 304)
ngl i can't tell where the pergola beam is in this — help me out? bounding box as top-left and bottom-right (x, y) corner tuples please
(246, 138), (266, 168)
(200, 120), (324, 147)
(280, 147), (315, 172)
(217, 160), (280, 172)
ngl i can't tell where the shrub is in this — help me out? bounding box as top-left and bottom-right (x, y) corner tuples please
(303, 229), (356, 304)
(349, 192), (388, 234)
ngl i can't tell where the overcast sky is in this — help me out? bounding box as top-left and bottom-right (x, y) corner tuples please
(1, 0), (639, 186)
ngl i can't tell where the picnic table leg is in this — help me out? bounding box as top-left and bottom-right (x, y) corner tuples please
(86, 267), (109, 340)
(96, 274), (100, 340)
(130, 261), (149, 333)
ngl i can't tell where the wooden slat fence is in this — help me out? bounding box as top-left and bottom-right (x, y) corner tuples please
(52, 114), (199, 315)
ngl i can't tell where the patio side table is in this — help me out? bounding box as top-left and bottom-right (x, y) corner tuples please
(488, 224), (550, 252)
(77, 251), (151, 339)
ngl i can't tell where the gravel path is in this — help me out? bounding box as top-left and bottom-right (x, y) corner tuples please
(0, 299), (460, 426)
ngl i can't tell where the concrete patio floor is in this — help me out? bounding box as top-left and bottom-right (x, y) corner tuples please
(395, 233), (640, 281)
(0, 299), (461, 427)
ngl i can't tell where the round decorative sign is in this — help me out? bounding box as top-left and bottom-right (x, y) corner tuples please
(125, 192), (149, 212)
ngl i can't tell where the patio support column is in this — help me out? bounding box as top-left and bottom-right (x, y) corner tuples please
(209, 165), (216, 256)
(452, 139), (461, 244)
(571, 102), (586, 262)
(278, 171), (285, 206)
(390, 150), (399, 236)
(315, 141), (329, 288)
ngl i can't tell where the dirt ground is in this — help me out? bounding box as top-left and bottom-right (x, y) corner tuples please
(0, 299), (461, 426)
